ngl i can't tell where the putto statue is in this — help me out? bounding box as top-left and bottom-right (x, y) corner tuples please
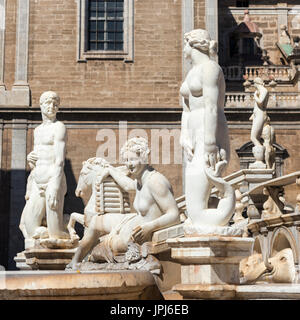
(249, 77), (269, 169)
(179, 29), (235, 234)
(19, 91), (70, 245)
(66, 137), (180, 270)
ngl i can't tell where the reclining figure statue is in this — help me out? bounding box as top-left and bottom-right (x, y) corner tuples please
(66, 137), (180, 273)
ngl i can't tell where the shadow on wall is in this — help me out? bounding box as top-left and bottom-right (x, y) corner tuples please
(64, 158), (85, 239)
(0, 169), (11, 269)
(1, 158), (84, 270)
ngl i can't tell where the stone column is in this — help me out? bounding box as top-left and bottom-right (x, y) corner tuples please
(205, 0), (218, 62)
(182, 0), (194, 78)
(8, 120), (27, 269)
(0, 0), (6, 90)
(181, 0), (194, 192)
(12, 0), (30, 106)
(277, 4), (288, 41)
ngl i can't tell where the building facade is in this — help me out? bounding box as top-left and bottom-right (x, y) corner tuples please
(1, 0), (300, 269)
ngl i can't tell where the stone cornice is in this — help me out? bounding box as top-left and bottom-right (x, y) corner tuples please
(1, 107), (300, 127)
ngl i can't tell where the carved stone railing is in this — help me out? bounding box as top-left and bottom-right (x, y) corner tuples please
(246, 171), (300, 224)
(225, 92), (252, 107)
(225, 92), (300, 108)
(244, 66), (296, 83)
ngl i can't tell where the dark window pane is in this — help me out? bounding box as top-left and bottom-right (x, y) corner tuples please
(115, 32), (123, 41)
(90, 1), (97, 10)
(89, 32), (96, 41)
(98, 2), (105, 10)
(116, 21), (123, 31)
(97, 21), (104, 31)
(107, 32), (115, 41)
(89, 20), (96, 31)
(107, 42), (115, 50)
(98, 42), (104, 50)
(116, 1), (124, 9)
(116, 11), (123, 18)
(97, 32), (104, 40)
(115, 42), (123, 50)
(107, 1), (116, 10)
(98, 10), (105, 17)
(89, 42), (97, 50)
(107, 10), (116, 18)
(90, 10), (97, 18)
(107, 21), (115, 31)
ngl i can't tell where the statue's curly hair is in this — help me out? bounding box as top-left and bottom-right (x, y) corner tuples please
(39, 91), (60, 106)
(120, 137), (150, 163)
(184, 29), (218, 58)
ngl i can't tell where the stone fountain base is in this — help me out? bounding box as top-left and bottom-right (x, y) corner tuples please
(167, 235), (254, 299)
(0, 270), (162, 300)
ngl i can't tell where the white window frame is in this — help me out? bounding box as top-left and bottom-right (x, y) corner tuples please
(77, 0), (134, 62)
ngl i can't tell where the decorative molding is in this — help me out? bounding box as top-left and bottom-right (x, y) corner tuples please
(14, 0), (29, 85)
(226, 7), (297, 16)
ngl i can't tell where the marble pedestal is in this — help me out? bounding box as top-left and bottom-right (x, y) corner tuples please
(15, 239), (77, 270)
(167, 236), (254, 299)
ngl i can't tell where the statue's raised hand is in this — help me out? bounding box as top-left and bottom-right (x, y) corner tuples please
(205, 146), (227, 177)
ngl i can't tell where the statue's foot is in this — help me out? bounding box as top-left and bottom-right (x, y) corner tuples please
(71, 233), (80, 243)
(32, 227), (49, 239)
(65, 260), (81, 271)
(39, 237), (78, 249)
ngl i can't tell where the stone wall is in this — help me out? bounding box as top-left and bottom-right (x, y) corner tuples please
(194, 0), (206, 29)
(25, 0), (182, 108)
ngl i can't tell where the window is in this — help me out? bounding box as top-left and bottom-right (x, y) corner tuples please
(236, 1), (249, 7)
(77, 0), (134, 62)
(87, 0), (124, 51)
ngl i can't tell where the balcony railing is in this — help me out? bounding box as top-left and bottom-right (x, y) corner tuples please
(225, 92), (299, 108)
(222, 65), (296, 83)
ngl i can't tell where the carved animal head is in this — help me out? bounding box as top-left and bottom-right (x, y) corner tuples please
(240, 248), (296, 284)
(76, 157), (109, 198)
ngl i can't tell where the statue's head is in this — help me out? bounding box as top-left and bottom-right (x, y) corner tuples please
(253, 77), (264, 89)
(39, 91), (60, 119)
(184, 29), (217, 58)
(121, 137), (150, 177)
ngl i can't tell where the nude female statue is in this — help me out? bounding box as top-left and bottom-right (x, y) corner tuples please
(180, 29), (234, 229)
(66, 137), (180, 270)
(249, 77), (269, 148)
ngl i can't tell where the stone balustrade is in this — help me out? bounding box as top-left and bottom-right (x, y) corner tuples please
(244, 66), (295, 82)
(225, 92), (300, 108)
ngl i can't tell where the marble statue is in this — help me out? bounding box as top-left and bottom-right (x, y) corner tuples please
(67, 157), (130, 242)
(179, 29), (235, 233)
(19, 91), (70, 245)
(240, 248), (296, 284)
(66, 137), (180, 270)
(261, 119), (276, 170)
(249, 77), (269, 168)
(279, 24), (291, 45)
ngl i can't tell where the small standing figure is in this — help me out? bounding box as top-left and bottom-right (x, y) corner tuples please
(279, 24), (291, 45)
(249, 77), (269, 168)
(20, 91), (69, 242)
(262, 119), (276, 170)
